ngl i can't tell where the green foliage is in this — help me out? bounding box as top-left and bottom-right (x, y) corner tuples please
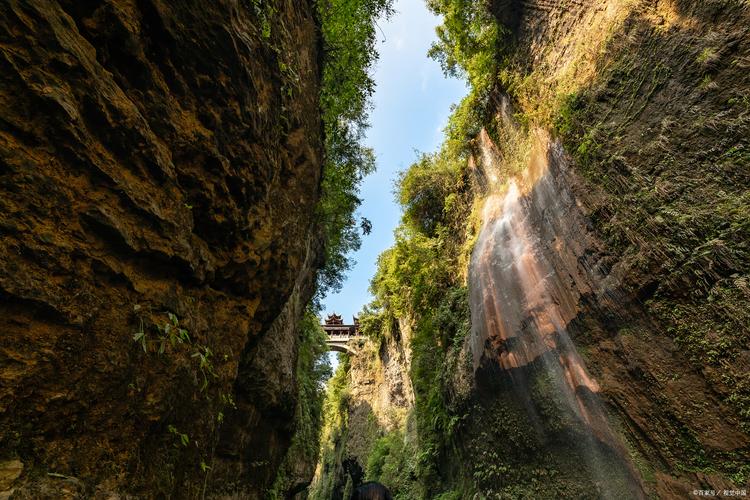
(443, 89), (489, 158)
(191, 346), (217, 392)
(398, 151), (465, 237)
(553, 93), (583, 138)
(268, 311), (331, 499)
(368, 145), (474, 322)
(324, 355), (352, 430)
(365, 430), (421, 499)
(249, 0), (275, 40)
(167, 425), (190, 448)
(424, 0), (513, 157)
(310, 2), (501, 494)
(132, 309), (217, 393)
(308, 356), (352, 500)
(132, 308), (190, 354)
(359, 267), (470, 498)
(433, 492), (462, 500)
(355, 145), (475, 496)
(316, 0), (750, 495)
(408, 286), (469, 487)
(371, 231), (441, 316)
(366, 433), (395, 479)
(315, 0), (394, 297)
(426, 0), (514, 161)
(297, 312), (335, 454)
(426, 0), (505, 92)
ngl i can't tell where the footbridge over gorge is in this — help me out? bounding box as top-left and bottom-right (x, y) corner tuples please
(321, 314), (363, 355)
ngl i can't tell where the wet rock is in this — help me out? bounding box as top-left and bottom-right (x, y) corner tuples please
(465, 0), (750, 495)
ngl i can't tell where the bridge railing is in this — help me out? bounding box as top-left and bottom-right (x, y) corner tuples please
(322, 324), (363, 354)
(326, 333), (360, 341)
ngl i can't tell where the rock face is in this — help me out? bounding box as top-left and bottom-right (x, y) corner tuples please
(468, 126), (645, 499)
(0, 0), (322, 496)
(463, 0), (750, 496)
(305, 1), (748, 497)
(309, 333), (414, 499)
(345, 333), (415, 465)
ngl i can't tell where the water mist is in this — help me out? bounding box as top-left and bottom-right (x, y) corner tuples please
(468, 126), (645, 499)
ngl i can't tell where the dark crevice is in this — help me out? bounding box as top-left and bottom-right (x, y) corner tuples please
(79, 211), (200, 287)
(0, 285), (69, 325)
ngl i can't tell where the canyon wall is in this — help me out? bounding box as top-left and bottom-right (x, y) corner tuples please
(461, 0), (750, 496)
(498, 0), (750, 495)
(0, 0), (323, 497)
(309, 331), (414, 500)
(314, 0), (749, 498)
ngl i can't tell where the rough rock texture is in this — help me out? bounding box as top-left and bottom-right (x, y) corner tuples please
(464, 125), (645, 498)
(468, 0), (750, 496)
(345, 332), (414, 464)
(310, 333), (414, 499)
(0, 0), (323, 497)
(308, 1), (748, 498)
(210, 256), (320, 498)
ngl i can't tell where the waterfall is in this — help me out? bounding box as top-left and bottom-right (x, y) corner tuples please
(468, 128), (644, 499)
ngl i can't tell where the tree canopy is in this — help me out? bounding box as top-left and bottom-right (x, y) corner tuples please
(316, 0), (395, 298)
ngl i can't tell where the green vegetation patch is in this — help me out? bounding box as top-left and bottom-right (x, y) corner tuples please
(268, 311), (332, 499)
(315, 0), (395, 297)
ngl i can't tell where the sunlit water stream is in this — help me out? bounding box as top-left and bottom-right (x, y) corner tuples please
(469, 127), (644, 498)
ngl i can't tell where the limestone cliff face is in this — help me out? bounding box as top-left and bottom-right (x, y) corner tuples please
(306, 1), (748, 498)
(0, 0), (322, 497)
(346, 330), (415, 466)
(463, 0), (750, 496)
(310, 332), (414, 499)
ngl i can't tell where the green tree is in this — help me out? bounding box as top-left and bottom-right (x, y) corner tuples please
(316, 0), (395, 296)
(426, 0), (503, 91)
(268, 311), (331, 498)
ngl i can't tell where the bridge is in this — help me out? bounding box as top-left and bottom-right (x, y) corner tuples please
(322, 314), (362, 355)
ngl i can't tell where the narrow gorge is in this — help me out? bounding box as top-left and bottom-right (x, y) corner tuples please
(309, 0), (749, 498)
(0, 0), (748, 499)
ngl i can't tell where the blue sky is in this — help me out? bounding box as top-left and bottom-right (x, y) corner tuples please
(322, 0), (467, 324)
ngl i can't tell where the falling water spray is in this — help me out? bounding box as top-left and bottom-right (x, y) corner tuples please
(468, 127), (645, 499)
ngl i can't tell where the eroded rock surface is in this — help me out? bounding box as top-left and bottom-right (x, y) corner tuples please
(0, 0), (322, 496)
(465, 0), (750, 495)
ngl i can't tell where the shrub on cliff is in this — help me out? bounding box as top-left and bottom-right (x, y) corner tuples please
(355, 144), (475, 496)
(426, 0), (503, 93)
(268, 311), (331, 498)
